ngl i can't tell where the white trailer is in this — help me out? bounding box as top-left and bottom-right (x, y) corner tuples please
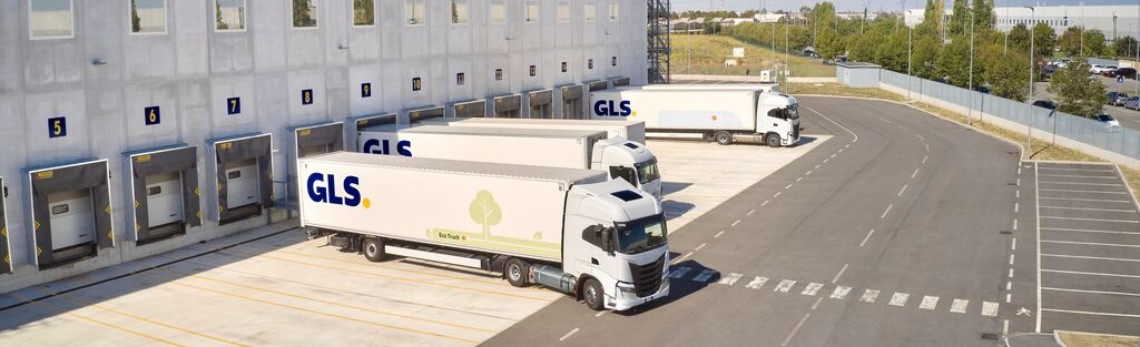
(589, 87), (800, 147)
(358, 125), (662, 200)
(422, 117), (647, 144)
(299, 153), (670, 311)
(641, 83), (781, 93)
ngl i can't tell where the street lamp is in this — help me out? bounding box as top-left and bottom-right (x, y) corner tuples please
(968, 4), (976, 124)
(908, 25), (913, 101)
(1027, 6), (1035, 156)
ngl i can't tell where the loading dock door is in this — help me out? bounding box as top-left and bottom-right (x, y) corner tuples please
(453, 100), (486, 118)
(611, 77), (630, 87)
(528, 90), (554, 119)
(28, 159), (114, 269)
(493, 95), (522, 118)
(351, 113), (397, 152)
(212, 134), (273, 225)
(127, 146), (200, 245)
(145, 173), (183, 227)
(1, 177), (10, 274)
(587, 80), (609, 92)
(290, 123), (344, 205)
(408, 106), (445, 124)
(560, 85), (584, 119)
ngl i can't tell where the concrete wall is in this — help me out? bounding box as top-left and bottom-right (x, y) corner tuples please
(0, 0), (647, 292)
(836, 64), (881, 88)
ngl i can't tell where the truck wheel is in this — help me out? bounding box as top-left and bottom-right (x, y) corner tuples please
(362, 237), (385, 262)
(714, 131), (732, 145)
(765, 133), (782, 148)
(583, 278), (605, 311)
(505, 258), (530, 287)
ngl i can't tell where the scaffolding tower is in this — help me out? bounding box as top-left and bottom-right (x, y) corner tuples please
(648, 0), (671, 84)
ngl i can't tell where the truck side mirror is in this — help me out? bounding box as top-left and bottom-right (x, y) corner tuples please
(601, 227), (615, 255)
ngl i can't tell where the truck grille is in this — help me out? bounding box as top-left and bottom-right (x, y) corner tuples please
(791, 126), (800, 142)
(628, 254), (665, 297)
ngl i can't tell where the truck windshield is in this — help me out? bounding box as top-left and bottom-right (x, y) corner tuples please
(615, 215), (668, 254)
(636, 158), (661, 185)
(786, 104), (800, 120)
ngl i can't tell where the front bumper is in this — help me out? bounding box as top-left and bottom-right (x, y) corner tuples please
(606, 277), (670, 311)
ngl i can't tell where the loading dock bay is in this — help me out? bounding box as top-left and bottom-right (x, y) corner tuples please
(1035, 162), (1140, 336)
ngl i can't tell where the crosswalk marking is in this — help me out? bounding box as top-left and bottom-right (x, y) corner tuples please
(859, 289), (879, 303)
(669, 266), (691, 279)
(890, 293), (909, 307)
(950, 299), (969, 314)
(801, 283), (824, 296)
(718, 273), (743, 286)
(830, 286), (851, 299)
(774, 280), (796, 293)
(693, 269), (716, 283)
(982, 301), (999, 317)
(919, 296), (939, 310)
(745, 276), (769, 289)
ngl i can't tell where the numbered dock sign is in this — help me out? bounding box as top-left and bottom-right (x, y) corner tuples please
(302, 89), (313, 105)
(48, 117), (67, 138)
(145, 106), (161, 125)
(227, 97), (241, 115)
(362, 83), (372, 98)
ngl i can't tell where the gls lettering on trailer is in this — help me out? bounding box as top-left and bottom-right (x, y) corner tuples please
(307, 173), (370, 209)
(362, 139), (413, 156)
(594, 100), (632, 117)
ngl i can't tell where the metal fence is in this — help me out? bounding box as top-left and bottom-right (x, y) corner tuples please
(880, 69), (1140, 160)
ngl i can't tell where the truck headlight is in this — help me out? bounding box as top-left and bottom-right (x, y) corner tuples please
(616, 281), (637, 296)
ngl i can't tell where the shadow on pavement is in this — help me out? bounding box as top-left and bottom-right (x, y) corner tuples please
(661, 182), (693, 196)
(613, 259), (719, 317)
(662, 200), (696, 222)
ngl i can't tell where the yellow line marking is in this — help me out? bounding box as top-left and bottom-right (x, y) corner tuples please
(237, 242), (508, 286)
(28, 287), (251, 347)
(7, 292), (185, 347)
(133, 272), (481, 344)
(154, 265), (499, 335)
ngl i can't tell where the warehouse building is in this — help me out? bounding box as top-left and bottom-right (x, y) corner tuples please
(0, 0), (647, 291)
(905, 5), (1140, 42)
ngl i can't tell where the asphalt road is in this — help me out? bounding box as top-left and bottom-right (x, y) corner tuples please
(482, 97), (1026, 346)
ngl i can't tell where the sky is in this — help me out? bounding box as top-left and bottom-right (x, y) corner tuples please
(671, 0), (1136, 13)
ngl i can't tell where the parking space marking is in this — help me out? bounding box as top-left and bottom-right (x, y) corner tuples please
(1039, 189), (1128, 195)
(1041, 308), (1140, 319)
(919, 296), (939, 310)
(1039, 167), (1115, 173)
(1041, 227), (1140, 235)
(1041, 240), (1140, 248)
(693, 269), (716, 283)
(982, 302), (1000, 317)
(859, 229), (875, 247)
(6, 292), (184, 346)
(1042, 269), (1140, 279)
(774, 280), (797, 293)
(801, 283), (824, 296)
(559, 328), (579, 341)
(718, 273), (744, 286)
(829, 286), (851, 300)
(1042, 254), (1140, 263)
(1039, 181), (1123, 187)
(889, 293), (909, 307)
(1043, 287), (1140, 297)
(1040, 197), (1132, 203)
(1041, 216), (1139, 223)
(746, 277), (769, 289)
(1040, 174), (1121, 179)
(950, 299), (969, 314)
(1040, 206), (1138, 213)
(860, 290), (880, 303)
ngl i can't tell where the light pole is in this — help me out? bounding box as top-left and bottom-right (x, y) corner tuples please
(1080, 1), (1085, 60)
(1136, 0), (1139, 97)
(908, 25), (913, 101)
(1027, 6), (1035, 156)
(968, 4), (976, 124)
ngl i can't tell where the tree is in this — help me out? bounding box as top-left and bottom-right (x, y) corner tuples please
(947, 0), (969, 35)
(912, 35), (943, 79)
(131, 0), (141, 32)
(293, 0), (315, 27)
(1032, 23), (1057, 59)
(1007, 23), (1030, 52)
(215, 1), (228, 30)
(1059, 26), (1083, 57)
(921, 0), (946, 37)
(1081, 30), (1108, 57)
(354, 0), (374, 26)
(1115, 36), (1138, 59)
(989, 52), (1030, 101)
(1048, 62), (1107, 117)
(469, 190), (502, 239)
(971, 0), (995, 31)
(937, 35), (973, 87)
(873, 30), (908, 70)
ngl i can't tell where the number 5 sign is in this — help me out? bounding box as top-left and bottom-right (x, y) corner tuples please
(48, 117), (67, 138)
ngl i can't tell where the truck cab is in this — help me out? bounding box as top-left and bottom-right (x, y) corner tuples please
(591, 138), (662, 200)
(757, 92), (800, 147)
(561, 179), (670, 310)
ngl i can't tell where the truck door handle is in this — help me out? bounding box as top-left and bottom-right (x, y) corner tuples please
(591, 258), (599, 265)
(773, 123), (778, 127)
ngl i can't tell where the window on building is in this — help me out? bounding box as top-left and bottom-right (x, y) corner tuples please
(529, 65), (537, 77)
(30, 0), (74, 39)
(129, 0), (167, 34)
(588, 59), (594, 69)
(584, 2), (597, 22)
(354, 0), (375, 26)
(489, 0), (506, 24)
(215, 0), (246, 31)
(495, 69), (503, 81)
(608, 1), (619, 21)
(557, 1), (571, 22)
(406, 0), (425, 26)
(293, 0), (318, 28)
(451, 0), (469, 24)
(612, 56), (617, 67)
(561, 62), (568, 73)
(456, 72), (466, 85)
(525, 1), (539, 23)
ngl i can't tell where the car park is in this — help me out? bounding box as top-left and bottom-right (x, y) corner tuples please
(1107, 92), (1128, 106)
(1112, 67), (1137, 79)
(1125, 96), (1140, 110)
(1089, 64), (1108, 74)
(1100, 66), (1119, 76)
(1096, 113), (1122, 131)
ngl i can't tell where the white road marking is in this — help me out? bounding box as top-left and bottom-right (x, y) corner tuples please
(1040, 173), (1121, 179)
(1013, 219), (1018, 230)
(810, 297), (824, 310)
(559, 328), (580, 341)
(774, 280), (796, 293)
(669, 266), (692, 279)
(831, 264), (849, 284)
(693, 269), (716, 282)
(747, 209), (756, 216)
(830, 154), (837, 158)
(801, 283), (824, 296)
(695, 243), (707, 251)
(719, 273), (744, 286)
(830, 286), (851, 299)
(889, 293), (909, 307)
(714, 231), (725, 238)
(1016, 190), (1020, 199)
(1007, 281), (1012, 291)
(781, 314), (811, 346)
(805, 106), (859, 142)
(1041, 216), (1139, 224)
(924, 143), (930, 152)
(919, 296), (939, 310)
(1035, 157), (1043, 333)
(922, 155), (928, 164)
(1017, 178), (1021, 186)
(1042, 269), (1140, 279)
(595, 311), (606, 318)
(859, 229), (875, 247)
(1009, 268), (1014, 278)
(731, 220), (741, 227)
(1041, 227), (1140, 236)
(1040, 308), (1140, 319)
(674, 252), (694, 263)
(1039, 167), (1115, 173)
(1012, 237), (1017, 251)
(824, 159), (830, 163)
(796, 177), (803, 182)
(1019, 167), (1022, 175)
(881, 204), (894, 219)
(774, 192), (782, 197)
(1014, 202), (1019, 213)
(745, 276), (769, 289)
(916, 134), (925, 141)
(839, 148), (846, 153)
(1003, 319), (1010, 336)
(1042, 240), (1140, 248)
(1040, 206), (1138, 213)
(785, 184), (794, 190)
(1040, 197), (1131, 203)
(1009, 254), (1015, 265)
(1039, 188), (1126, 195)
(950, 299), (969, 313)
(761, 200), (771, 206)
(806, 170), (813, 176)
(1039, 181), (1123, 187)
(814, 164), (821, 170)
(1006, 294), (1012, 304)
(845, 144), (851, 148)
(898, 185), (908, 196)
(982, 302), (1000, 317)
(1042, 287), (1140, 297)
(912, 168), (920, 178)
(860, 289), (880, 303)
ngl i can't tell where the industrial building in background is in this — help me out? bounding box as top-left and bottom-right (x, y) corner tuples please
(0, 0), (648, 292)
(906, 5), (1140, 42)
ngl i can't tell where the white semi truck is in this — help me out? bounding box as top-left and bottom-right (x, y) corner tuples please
(358, 125), (662, 200)
(298, 153), (670, 311)
(589, 87), (800, 147)
(422, 117), (647, 144)
(641, 83), (781, 93)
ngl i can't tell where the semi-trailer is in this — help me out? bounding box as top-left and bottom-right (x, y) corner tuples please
(640, 83), (781, 93)
(358, 125), (662, 200)
(298, 153), (670, 311)
(422, 117), (648, 144)
(589, 87), (800, 147)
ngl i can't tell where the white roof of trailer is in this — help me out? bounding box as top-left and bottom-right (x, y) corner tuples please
(303, 152), (605, 183)
(427, 118), (643, 127)
(399, 124), (606, 139)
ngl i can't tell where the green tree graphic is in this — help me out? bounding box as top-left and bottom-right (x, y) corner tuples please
(469, 190), (502, 239)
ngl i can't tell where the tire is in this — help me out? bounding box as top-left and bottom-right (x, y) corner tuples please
(714, 131), (732, 145)
(582, 278), (605, 311)
(765, 133), (782, 148)
(505, 258), (530, 287)
(362, 237), (385, 262)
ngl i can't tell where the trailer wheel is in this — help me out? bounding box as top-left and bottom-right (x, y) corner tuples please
(362, 237), (385, 262)
(714, 131), (733, 145)
(583, 278), (605, 311)
(765, 133), (782, 148)
(505, 258), (530, 287)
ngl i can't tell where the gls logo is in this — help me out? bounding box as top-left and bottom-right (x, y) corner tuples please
(594, 100), (632, 117)
(307, 173), (371, 209)
(363, 139), (413, 156)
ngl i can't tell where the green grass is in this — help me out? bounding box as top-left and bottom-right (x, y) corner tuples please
(1058, 331), (1139, 347)
(670, 35), (836, 78)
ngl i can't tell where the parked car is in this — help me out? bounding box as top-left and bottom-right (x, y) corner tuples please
(1090, 64), (1108, 74)
(1100, 66), (1119, 76)
(1107, 92), (1124, 105)
(1125, 96), (1140, 110)
(1033, 100), (1057, 110)
(1096, 113), (1122, 132)
(1111, 92), (1131, 106)
(1113, 67), (1138, 79)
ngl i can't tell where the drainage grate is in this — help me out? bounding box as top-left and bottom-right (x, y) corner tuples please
(981, 333), (1000, 340)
